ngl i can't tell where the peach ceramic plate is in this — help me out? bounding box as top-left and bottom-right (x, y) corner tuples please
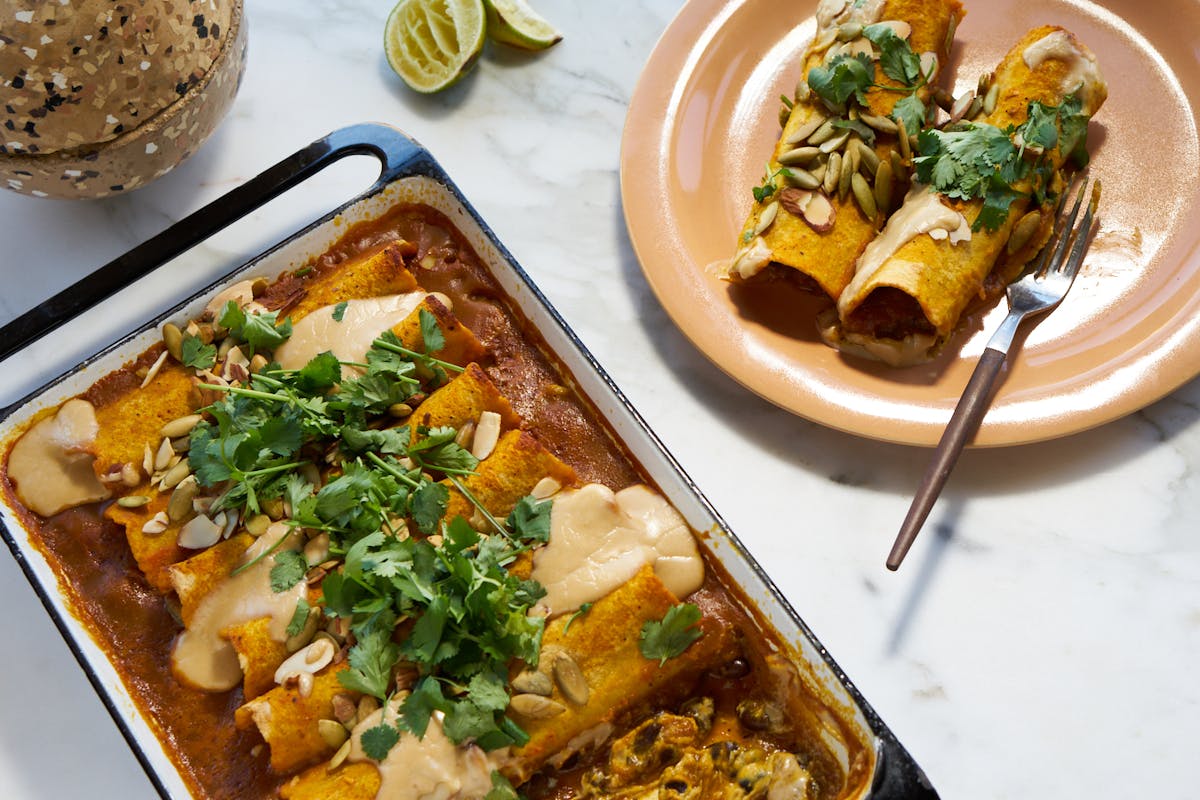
(621, 0), (1200, 446)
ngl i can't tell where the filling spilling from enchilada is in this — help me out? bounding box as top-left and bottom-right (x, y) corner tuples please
(2, 208), (873, 799)
(719, 0), (965, 301)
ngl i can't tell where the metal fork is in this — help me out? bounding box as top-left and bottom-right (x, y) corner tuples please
(886, 177), (1101, 570)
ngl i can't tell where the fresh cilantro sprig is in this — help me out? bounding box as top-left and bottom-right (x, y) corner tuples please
(913, 94), (1090, 230)
(562, 602), (593, 635)
(217, 301), (293, 354)
(180, 334), (216, 370)
(639, 603), (704, 666)
(805, 25), (932, 138)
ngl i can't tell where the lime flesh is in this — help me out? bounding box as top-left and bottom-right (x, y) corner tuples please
(385, 0), (487, 93)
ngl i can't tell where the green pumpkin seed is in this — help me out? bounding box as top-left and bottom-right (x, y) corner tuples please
(896, 117), (912, 162)
(753, 201), (780, 236)
(851, 173), (877, 219)
(807, 118), (838, 145)
(823, 152), (842, 194)
(874, 160), (894, 217)
(1007, 209), (1044, 255)
(785, 115), (827, 146)
(889, 150), (905, 179)
(859, 113), (898, 135)
(783, 168), (821, 190)
(162, 323), (183, 362)
(819, 130), (851, 154)
(984, 83), (1000, 116)
(855, 139), (879, 176)
(838, 149), (855, 201)
(117, 495), (151, 509)
(778, 146), (821, 166)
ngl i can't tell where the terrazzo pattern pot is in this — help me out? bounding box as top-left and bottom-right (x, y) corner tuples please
(0, 0), (246, 199)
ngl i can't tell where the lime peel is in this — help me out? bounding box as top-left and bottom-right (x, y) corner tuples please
(483, 0), (563, 50)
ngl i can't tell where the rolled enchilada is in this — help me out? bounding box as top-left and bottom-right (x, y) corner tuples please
(721, 0), (964, 301)
(823, 26), (1108, 365)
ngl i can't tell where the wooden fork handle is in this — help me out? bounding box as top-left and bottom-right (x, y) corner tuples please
(887, 347), (1008, 570)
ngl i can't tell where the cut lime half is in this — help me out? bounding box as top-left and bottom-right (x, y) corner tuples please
(385, 0), (487, 93)
(483, 0), (563, 50)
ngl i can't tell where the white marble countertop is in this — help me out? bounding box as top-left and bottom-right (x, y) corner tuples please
(1, 1), (1197, 798)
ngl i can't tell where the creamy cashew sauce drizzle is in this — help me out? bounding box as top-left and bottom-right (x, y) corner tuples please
(349, 706), (498, 800)
(839, 183), (972, 314)
(1022, 30), (1105, 105)
(274, 293), (449, 372)
(171, 522), (306, 691)
(531, 484), (705, 617)
(7, 398), (110, 517)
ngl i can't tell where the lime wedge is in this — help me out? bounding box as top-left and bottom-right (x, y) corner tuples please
(385, 0), (487, 93)
(483, 0), (563, 50)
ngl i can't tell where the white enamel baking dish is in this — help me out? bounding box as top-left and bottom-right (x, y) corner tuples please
(0, 123), (939, 799)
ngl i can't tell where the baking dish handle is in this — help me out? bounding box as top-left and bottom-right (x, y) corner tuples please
(0, 122), (427, 363)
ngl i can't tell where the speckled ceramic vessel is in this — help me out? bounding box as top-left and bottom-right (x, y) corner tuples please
(0, 0), (245, 199)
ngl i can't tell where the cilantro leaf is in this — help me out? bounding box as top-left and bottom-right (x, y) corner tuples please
(332, 301), (348, 322)
(339, 613), (402, 700)
(506, 496), (552, 544)
(639, 603), (704, 666)
(270, 550), (308, 593)
(411, 482), (449, 535)
(399, 677), (449, 739)
(359, 722), (400, 761)
(403, 594), (450, 664)
(285, 597), (312, 638)
(863, 23), (921, 85)
(484, 771), (522, 800)
(418, 307), (445, 354)
(296, 351), (341, 393)
(218, 301), (293, 352)
(807, 53), (873, 109)
(890, 94), (927, 140)
(180, 334), (216, 370)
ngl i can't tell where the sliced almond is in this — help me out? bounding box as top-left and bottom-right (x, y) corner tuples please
(530, 477), (561, 500)
(141, 511), (169, 536)
(140, 351), (169, 389)
(154, 437), (175, 471)
(471, 411), (502, 461)
(949, 91), (975, 124)
(799, 193), (836, 233)
(177, 514), (222, 549)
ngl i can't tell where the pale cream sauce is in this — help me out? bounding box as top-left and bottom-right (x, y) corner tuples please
(1021, 30), (1105, 105)
(816, 0), (885, 33)
(204, 279), (256, 319)
(170, 522), (306, 691)
(839, 184), (971, 313)
(8, 399), (110, 516)
(349, 707), (495, 800)
(274, 293), (440, 371)
(531, 484), (704, 616)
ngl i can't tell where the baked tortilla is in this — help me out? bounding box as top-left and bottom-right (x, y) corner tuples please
(826, 26), (1108, 365)
(722, 0), (965, 301)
